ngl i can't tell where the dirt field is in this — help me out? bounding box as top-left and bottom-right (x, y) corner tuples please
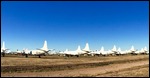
(1, 54), (149, 77)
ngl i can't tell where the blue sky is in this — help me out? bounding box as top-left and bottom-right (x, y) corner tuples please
(1, 1), (149, 51)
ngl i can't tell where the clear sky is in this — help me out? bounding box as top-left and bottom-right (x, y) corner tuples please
(1, 1), (149, 52)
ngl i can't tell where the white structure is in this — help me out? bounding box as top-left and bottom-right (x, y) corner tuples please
(135, 46), (149, 54)
(100, 46), (111, 55)
(82, 43), (91, 52)
(109, 45), (117, 55)
(1, 41), (10, 53)
(111, 45), (117, 52)
(1, 41), (9, 57)
(99, 45), (118, 55)
(126, 45), (137, 54)
(63, 43), (91, 57)
(1, 41), (9, 53)
(23, 40), (54, 58)
(117, 47), (128, 55)
(89, 50), (100, 56)
(64, 46), (80, 56)
(144, 46), (149, 54)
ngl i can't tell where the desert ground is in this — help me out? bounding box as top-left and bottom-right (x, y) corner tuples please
(1, 54), (149, 77)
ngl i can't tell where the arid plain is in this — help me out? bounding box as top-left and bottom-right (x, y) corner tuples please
(1, 54), (149, 77)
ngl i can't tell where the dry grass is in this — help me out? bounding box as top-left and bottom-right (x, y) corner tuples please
(1, 54), (148, 66)
(1, 55), (149, 77)
(1, 55), (149, 73)
(95, 64), (149, 77)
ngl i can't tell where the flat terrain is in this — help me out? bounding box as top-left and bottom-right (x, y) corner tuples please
(1, 54), (149, 77)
